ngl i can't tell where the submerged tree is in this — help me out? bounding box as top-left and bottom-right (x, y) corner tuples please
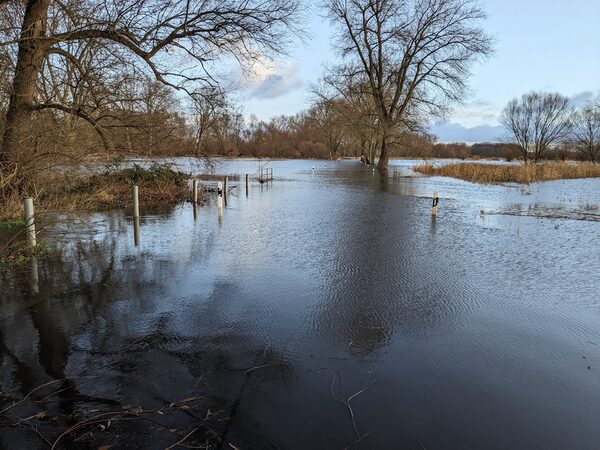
(324, 0), (493, 171)
(0, 0), (301, 188)
(501, 92), (574, 163)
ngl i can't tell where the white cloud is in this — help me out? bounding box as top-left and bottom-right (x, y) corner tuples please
(236, 61), (303, 100)
(568, 91), (595, 107)
(450, 100), (501, 127)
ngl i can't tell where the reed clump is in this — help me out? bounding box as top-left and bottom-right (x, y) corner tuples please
(413, 162), (600, 184)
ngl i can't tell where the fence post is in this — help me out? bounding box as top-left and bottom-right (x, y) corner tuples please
(31, 257), (39, 294)
(132, 185), (140, 218)
(133, 217), (140, 246)
(432, 192), (439, 217)
(217, 181), (223, 209)
(24, 197), (36, 246)
(193, 179), (198, 204)
(246, 174), (249, 196)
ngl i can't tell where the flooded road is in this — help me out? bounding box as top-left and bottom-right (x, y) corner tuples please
(2, 159), (600, 449)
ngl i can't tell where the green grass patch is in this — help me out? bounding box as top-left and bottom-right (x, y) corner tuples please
(0, 219), (25, 230)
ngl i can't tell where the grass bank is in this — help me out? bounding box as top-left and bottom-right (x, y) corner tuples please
(413, 162), (600, 184)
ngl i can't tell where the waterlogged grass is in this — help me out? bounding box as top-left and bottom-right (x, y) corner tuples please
(1, 164), (192, 264)
(413, 162), (600, 184)
(56, 163), (192, 210)
(0, 163), (193, 222)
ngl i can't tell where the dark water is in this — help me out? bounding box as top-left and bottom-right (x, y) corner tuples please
(2, 159), (600, 449)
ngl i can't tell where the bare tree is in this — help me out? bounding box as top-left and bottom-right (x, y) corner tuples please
(189, 87), (228, 156)
(319, 67), (381, 164)
(324, 0), (492, 171)
(572, 100), (600, 162)
(501, 92), (574, 163)
(0, 0), (301, 186)
(307, 96), (346, 159)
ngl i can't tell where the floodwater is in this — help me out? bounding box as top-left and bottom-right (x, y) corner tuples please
(1, 159), (600, 449)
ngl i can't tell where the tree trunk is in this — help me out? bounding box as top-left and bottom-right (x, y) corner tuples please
(195, 129), (204, 157)
(1, 0), (51, 172)
(377, 134), (389, 172)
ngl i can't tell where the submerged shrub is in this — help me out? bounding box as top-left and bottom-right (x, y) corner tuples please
(100, 163), (188, 186)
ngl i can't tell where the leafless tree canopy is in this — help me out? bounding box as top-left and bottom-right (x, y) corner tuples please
(324, 0), (493, 170)
(572, 99), (600, 163)
(0, 0), (302, 187)
(501, 92), (574, 164)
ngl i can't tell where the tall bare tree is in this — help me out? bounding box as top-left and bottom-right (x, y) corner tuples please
(324, 0), (492, 171)
(0, 0), (301, 186)
(307, 97), (346, 159)
(319, 67), (381, 164)
(501, 92), (574, 163)
(189, 87), (228, 156)
(572, 100), (600, 162)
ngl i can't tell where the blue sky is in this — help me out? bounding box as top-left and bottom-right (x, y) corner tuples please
(236, 0), (600, 142)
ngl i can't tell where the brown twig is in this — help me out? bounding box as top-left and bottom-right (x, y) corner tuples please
(0, 376), (98, 416)
(1, 378), (72, 415)
(50, 411), (145, 449)
(329, 371), (374, 439)
(345, 373), (372, 438)
(345, 430), (375, 449)
(164, 426), (200, 450)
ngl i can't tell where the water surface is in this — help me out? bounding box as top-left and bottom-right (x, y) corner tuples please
(1, 159), (600, 449)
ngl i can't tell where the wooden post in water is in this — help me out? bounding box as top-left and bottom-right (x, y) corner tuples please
(133, 217), (140, 246)
(217, 181), (223, 209)
(132, 185), (140, 218)
(23, 197), (36, 246)
(245, 174), (249, 196)
(193, 179), (198, 204)
(432, 192), (439, 217)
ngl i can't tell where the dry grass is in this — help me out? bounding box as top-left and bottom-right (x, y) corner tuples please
(413, 162), (600, 184)
(0, 163), (194, 222)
